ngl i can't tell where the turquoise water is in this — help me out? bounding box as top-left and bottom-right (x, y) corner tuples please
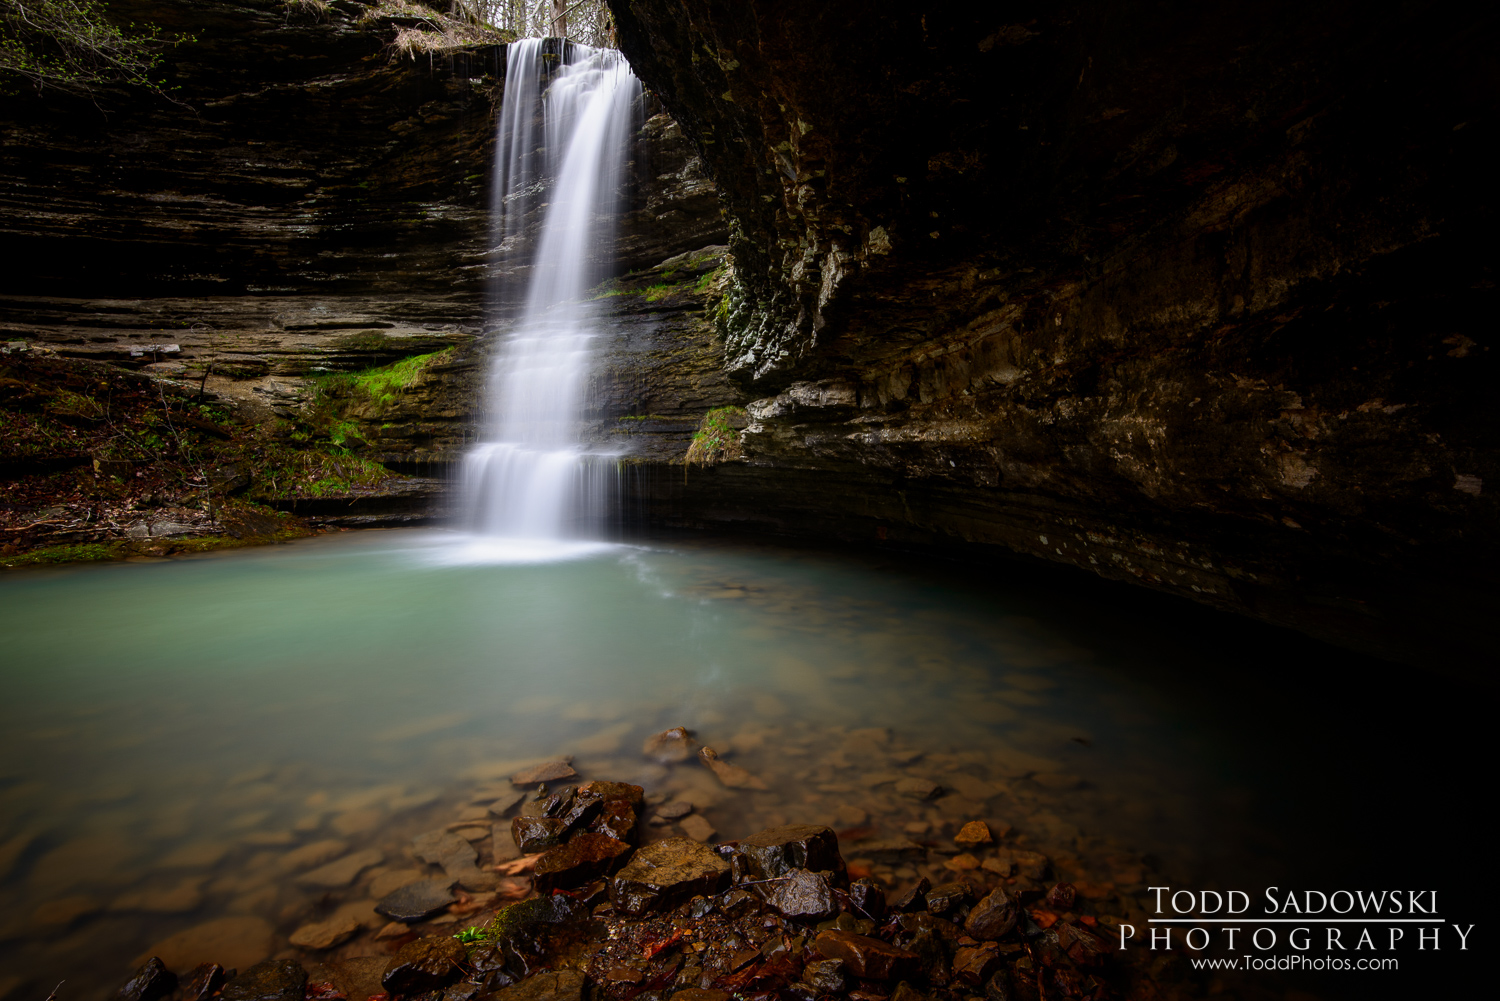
(0, 530), (1483, 997)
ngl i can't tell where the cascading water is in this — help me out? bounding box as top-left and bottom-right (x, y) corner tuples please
(459, 39), (641, 544)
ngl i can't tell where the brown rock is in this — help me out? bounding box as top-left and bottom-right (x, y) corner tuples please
(533, 832), (634, 892)
(894, 777), (940, 800)
(374, 877), (458, 923)
(220, 960), (306, 1001)
(610, 837), (731, 916)
(382, 935), (466, 994)
(698, 746), (769, 790)
(278, 839), (348, 873)
(953, 942), (1003, 986)
(592, 799), (638, 841)
(296, 848), (383, 889)
(288, 914), (362, 950)
(758, 869), (838, 921)
(671, 991), (729, 1001)
(512, 816), (568, 854)
(643, 726), (697, 763)
(136, 916), (274, 974)
(678, 814), (716, 842)
(115, 958), (176, 1001)
(953, 821), (992, 849)
(964, 887), (1020, 941)
(736, 824), (844, 880)
(812, 929), (918, 980)
(1043, 882), (1077, 911)
(179, 964), (225, 1001)
(510, 761), (577, 786)
(491, 969), (587, 1001)
(943, 853), (980, 872)
(578, 780), (646, 807)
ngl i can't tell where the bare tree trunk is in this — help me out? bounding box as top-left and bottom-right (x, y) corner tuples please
(549, 0), (567, 39)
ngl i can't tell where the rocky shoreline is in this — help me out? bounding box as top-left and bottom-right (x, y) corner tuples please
(97, 729), (1205, 1001)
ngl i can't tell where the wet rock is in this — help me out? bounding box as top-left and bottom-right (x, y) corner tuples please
(698, 746), (769, 790)
(375, 877), (457, 923)
(644, 726), (698, 763)
(220, 960), (306, 1001)
(560, 789), (604, 830)
(414, 830), (477, 867)
(534, 832), (634, 892)
(180, 964), (226, 1001)
(964, 887), (1020, 941)
(812, 929), (918, 980)
(297, 848), (383, 889)
(314, 958), (384, 1001)
(925, 881), (972, 916)
(381, 935), (466, 994)
(894, 778), (940, 801)
(890, 983), (929, 1001)
(671, 990), (729, 1001)
(736, 824), (844, 881)
(995, 850), (1048, 881)
(848, 877), (888, 920)
(511, 762), (577, 786)
(289, 913), (362, 950)
(757, 869), (837, 921)
(491, 969), (587, 1001)
(953, 821), (992, 849)
(678, 814), (716, 842)
(115, 957), (176, 1001)
(1057, 922), (1109, 967)
(953, 942), (1003, 987)
(512, 816), (569, 854)
(611, 837), (732, 916)
(801, 958), (846, 994)
(1042, 882), (1076, 911)
(578, 780), (646, 807)
(591, 799), (638, 842)
(138, 916), (274, 975)
(983, 970), (1013, 1001)
(892, 877), (931, 913)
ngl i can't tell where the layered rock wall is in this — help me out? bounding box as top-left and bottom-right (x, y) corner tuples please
(610, 0), (1498, 669)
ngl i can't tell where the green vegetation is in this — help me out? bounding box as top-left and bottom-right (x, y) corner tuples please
(685, 406), (747, 466)
(454, 925), (489, 945)
(0, 0), (195, 98)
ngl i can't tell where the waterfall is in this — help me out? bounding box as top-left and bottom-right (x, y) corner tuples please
(459, 38), (641, 543)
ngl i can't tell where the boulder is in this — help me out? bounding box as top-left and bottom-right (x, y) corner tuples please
(382, 936), (467, 994)
(610, 837), (731, 916)
(735, 824), (844, 881)
(533, 833), (633, 892)
(756, 869), (837, 921)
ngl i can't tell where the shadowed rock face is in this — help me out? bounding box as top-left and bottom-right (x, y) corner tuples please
(607, 0), (1498, 670)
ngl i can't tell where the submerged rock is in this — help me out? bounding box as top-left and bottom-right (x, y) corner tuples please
(511, 761), (577, 786)
(375, 877), (458, 923)
(610, 837), (731, 915)
(953, 820), (992, 848)
(289, 913), (362, 950)
(643, 726), (697, 762)
(138, 916), (274, 977)
(699, 746), (768, 790)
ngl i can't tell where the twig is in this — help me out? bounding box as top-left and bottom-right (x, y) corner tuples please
(44, 981), (64, 1001)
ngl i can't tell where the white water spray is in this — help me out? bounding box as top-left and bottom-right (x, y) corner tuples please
(459, 39), (641, 542)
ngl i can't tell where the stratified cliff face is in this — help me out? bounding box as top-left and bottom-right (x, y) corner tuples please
(610, 0), (1498, 669)
(0, 0), (729, 462)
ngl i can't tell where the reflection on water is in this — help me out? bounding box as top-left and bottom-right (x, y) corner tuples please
(0, 530), (1484, 997)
